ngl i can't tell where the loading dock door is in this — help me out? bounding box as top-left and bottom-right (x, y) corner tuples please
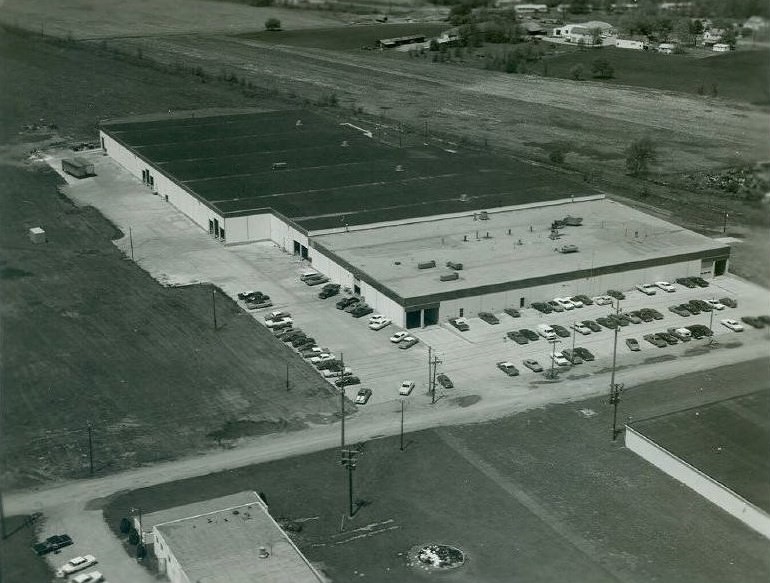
(293, 241), (301, 256)
(424, 307), (439, 326)
(406, 310), (421, 329)
(715, 258), (727, 276)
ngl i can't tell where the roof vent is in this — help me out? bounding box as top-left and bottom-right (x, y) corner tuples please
(295, 119), (303, 127)
(446, 261), (463, 270)
(341, 140), (349, 147)
(440, 272), (459, 281)
(459, 193), (468, 202)
(258, 547), (270, 559)
(272, 162), (288, 170)
(395, 164), (404, 172)
(418, 260), (436, 270)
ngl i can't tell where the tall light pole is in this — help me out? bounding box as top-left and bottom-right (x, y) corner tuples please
(339, 352), (345, 451)
(399, 400), (405, 452)
(609, 299), (624, 441)
(546, 338), (561, 379)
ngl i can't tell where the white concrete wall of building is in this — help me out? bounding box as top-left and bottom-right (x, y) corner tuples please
(438, 259), (703, 319)
(625, 426), (770, 541)
(360, 282), (405, 327)
(309, 251), (356, 289)
(225, 214), (273, 244)
(270, 215), (308, 253)
(152, 527), (191, 583)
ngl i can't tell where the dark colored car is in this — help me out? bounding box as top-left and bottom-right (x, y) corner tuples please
(572, 294), (594, 306)
(504, 308), (521, 318)
(758, 315), (770, 325)
(305, 275), (330, 286)
(574, 347), (595, 361)
(684, 302), (701, 315)
(351, 305), (374, 318)
(668, 305), (691, 317)
(686, 324), (714, 338)
(614, 313), (632, 326)
(336, 297), (359, 310)
(583, 320), (602, 332)
(649, 309), (664, 320)
(32, 534), (73, 556)
(546, 300), (565, 313)
(507, 330), (529, 344)
(523, 359), (543, 372)
(741, 316), (765, 329)
(596, 317), (618, 330)
(626, 338), (641, 351)
(316, 359), (341, 371)
(643, 334), (667, 348)
(657, 332), (678, 345)
(676, 277), (698, 289)
(479, 312), (500, 325)
(318, 285), (340, 299)
(551, 324), (570, 338)
(520, 328), (539, 341)
(635, 309), (655, 323)
(437, 374), (454, 389)
(719, 297), (738, 308)
(532, 302), (553, 314)
(281, 329), (305, 342)
(496, 361), (520, 376)
(449, 317), (470, 332)
(562, 349), (583, 364)
(607, 289), (626, 300)
(335, 376), (361, 387)
(354, 388), (372, 404)
(692, 276), (709, 288)
(293, 337), (316, 349)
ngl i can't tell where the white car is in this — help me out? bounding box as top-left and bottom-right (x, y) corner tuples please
(369, 314), (387, 322)
(636, 284), (657, 296)
(721, 319), (744, 332)
(706, 299), (726, 310)
(536, 324), (557, 340)
(399, 380), (415, 396)
(310, 353), (335, 364)
(322, 367), (352, 378)
(551, 352), (570, 367)
(571, 321), (591, 335)
(554, 297), (576, 310)
(56, 556), (97, 577)
(72, 572), (104, 583)
(390, 331), (408, 343)
(369, 319), (392, 331)
(568, 297), (584, 308)
(265, 316), (293, 328)
(592, 295), (614, 306)
(265, 310), (290, 321)
(655, 281), (676, 293)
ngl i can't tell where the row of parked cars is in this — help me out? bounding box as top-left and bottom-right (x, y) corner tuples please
(668, 297), (736, 317)
(55, 555), (103, 582)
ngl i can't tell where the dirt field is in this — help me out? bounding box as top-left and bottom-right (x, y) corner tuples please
(100, 358), (770, 583)
(0, 31), (344, 489)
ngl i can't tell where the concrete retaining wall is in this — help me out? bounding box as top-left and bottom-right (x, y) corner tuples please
(625, 425), (770, 540)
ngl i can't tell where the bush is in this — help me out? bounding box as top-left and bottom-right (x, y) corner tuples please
(591, 58), (614, 79)
(625, 137), (657, 176)
(136, 543), (147, 559)
(119, 517), (131, 534)
(549, 148), (566, 164)
(264, 18), (281, 31)
(569, 64), (585, 80)
(128, 528), (140, 545)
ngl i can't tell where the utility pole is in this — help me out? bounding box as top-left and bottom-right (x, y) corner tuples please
(609, 299), (624, 441)
(546, 338), (560, 379)
(340, 448), (359, 518)
(339, 353), (345, 451)
(722, 211), (729, 234)
(212, 290), (218, 330)
(707, 309), (718, 346)
(0, 489), (6, 540)
(87, 421), (94, 475)
(131, 507), (143, 543)
(129, 227), (134, 260)
(285, 362), (290, 391)
(400, 400), (405, 451)
(429, 352), (442, 404)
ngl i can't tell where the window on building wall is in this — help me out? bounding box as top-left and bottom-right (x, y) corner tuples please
(220, 228), (225, 242)
(101, 137), (105, 151)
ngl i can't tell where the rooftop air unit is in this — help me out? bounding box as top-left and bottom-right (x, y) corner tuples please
(440, 272), (459, 281)
(418, 260), (436, 269)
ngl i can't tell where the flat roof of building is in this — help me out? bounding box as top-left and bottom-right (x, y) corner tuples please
(631, 390), (770, 514)
(312, 198), (729, 306)
(101, 109), (598, 231)
(154, 491), (323, 583)
(140, 491), (262, 535)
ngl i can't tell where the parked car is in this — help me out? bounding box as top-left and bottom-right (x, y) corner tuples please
(299, 271), (320, 282)
(635, 309), (655, 323)
(649, 308), (664, 320)
(479, 311), (500, 325)
(390, 331), (408, 343)
(583, 320), (602, 332)
(322, 367), (352, 378)
(567, 297), (584, 308)
(626, 312), (642, 324)
(399, 380), (415, 396)
(318, 285), (340, 299)
(355, 388), (372, 404)
(643, 334), (667, 348)
(554, 297), (577, 310)
(607, 290), (626, 300)
(351, 305), (374, 318)
(301, 346), (327, 358)
(281, 330), (304, 343)
(265, 310), (290, 321)
(683, 302), (700, 315)
(668, 305), (691, 317)
(686, 324), (713, 339)
(546, 300), (565, 313)
(345, 301), (365, 313)
(574, 347), (595, 361)
(507, 330), (529, 344)
(572, 294), (593, 306)
(636, 283), (657, 296)
(292, 336), (315, 349)
(608, 314), (629, 327)
(692, 276), (709, 287)
(523, 359), (543, 372)
(520, 328), (539, 341)
(399, 336), (419, 349)
(596, 317), (617, 330)
(667, 327), (691, 341)
(719, 297), (738, 308)
(571, 321), (591, 335)
(72, 572), (104, 583)
(56, 556), (97, 577)
(496, 361), (520, 376)
(369, 318), (392, 330)
(32, 534), (73, 556)
(592, 295), (614, 306)
(655, 281), (676, 293)
(316, 359), (342, 371)
(741, 316), (765, 329)
(537, 324), (557, 340)
(246, 297), (273, 309)
(336, 296), (359, 310)
(310, 353), (335, 364)
(675, 277), (698, 288)
(449, 317), (470, 331)
(551, 324), (570, 338)
(265, 316), (293, 329)
(532, 302), (553, 314)
(657, 332), (678, 345)
(721, 319), (744, 332)
(626, 338), (641, 351)
(305, 275), (330, 286)
(335, 376), (361, 387)
(550, 352), (570, 367)
(706, 299), (726, 311)
(437, 374), (454, 389)
(759, 316), (770, 325)
(690, 299), (712, 312)
(562, 349), (583, 365)
(504, 308), (521, 318)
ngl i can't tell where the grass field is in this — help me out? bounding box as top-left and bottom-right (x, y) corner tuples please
(631, 390), (770, 512)
(0, 31), (343, 489)
(539, 47), (770, 105)
(0, 515), (55, 583)
(241, 23), (449, 51)
(102, 359), (770, 583)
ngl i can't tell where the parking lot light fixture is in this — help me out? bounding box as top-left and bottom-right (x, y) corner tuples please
(609, 299), (623, 441)
(545, 338), (561, 379)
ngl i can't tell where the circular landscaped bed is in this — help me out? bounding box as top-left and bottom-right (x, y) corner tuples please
(411, 544), (466, 570)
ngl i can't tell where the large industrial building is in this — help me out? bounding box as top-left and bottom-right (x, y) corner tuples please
(100, 109), (730, 328)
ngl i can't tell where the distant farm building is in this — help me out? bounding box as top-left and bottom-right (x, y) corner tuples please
(657, 42), (677, 54)
(743, 16), (768, 31)
(659, 2), (693, 10)
(702, 29), (726, 46)
(514, 4), (549, 15)
(615, 38), (648, 50)
(712, 43), (731, 52)
(377, 34), (426, 49)
(553, 21), (614, 42)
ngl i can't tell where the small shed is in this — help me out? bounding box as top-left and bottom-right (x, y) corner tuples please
(29, 227), (46, 244)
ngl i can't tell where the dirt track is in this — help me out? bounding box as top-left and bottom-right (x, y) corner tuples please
(109, 34), (769, 175)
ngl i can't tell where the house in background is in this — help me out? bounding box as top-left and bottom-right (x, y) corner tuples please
(712, 43), (731, 52)
(614, 38), (648, 50)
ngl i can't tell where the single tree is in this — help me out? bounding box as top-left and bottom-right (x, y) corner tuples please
(429, 39), (439, 51)
(119, 517), (131, 534)
(625, 137), (657, 176)
(720, 27), (737, 48)
(591, 58), (614, 78)
(569, 63), (585, 80)
(136, 543), (147, 559)
(549, 148), (566, 164)
(264, 18), (281, 31)
(590, 27), (604, 46)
